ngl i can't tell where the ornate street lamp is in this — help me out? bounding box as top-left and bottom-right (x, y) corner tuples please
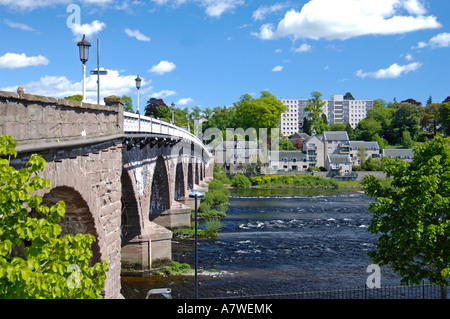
(135, 75), (142, 114)
(189, 191), (204, 299)
(135, 75), (142, 132)
(77, 34), (91, 102)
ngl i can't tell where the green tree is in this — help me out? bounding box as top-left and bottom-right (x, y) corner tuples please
(0, 136), (108, 299)
(278, 139), (296, 150)
(203, 106), (236, 135)
(357, 146), (367, 167)
(389, 102), (424, 144)
(329, 123), (347, 131)
(64, 95), (82, 102)
(305, 91), (327, 135)
(363, 136), (450, 299)
(368, 101), (395, 139)
(401, 130), (414, 148)
(421, 103), (442, 136)
(232, 91), (287, 135)
(121, 95), (134, 113)
(355, 117), (382, 141)
(441, 103), (450, 136)
(343, 92), (355, 100)
(230, 174), (252, 188)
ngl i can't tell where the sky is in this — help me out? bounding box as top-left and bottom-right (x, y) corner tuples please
(1, 0), (450, 112)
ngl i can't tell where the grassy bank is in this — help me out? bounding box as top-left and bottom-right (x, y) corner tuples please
(228, 172), (392, 190)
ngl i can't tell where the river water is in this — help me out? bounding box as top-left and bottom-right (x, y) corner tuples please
(121, 188), (403, 299)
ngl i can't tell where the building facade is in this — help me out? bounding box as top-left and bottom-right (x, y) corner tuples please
(280, 95), (373, 136)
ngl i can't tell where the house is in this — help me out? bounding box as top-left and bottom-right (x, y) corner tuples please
(349, 141), (381, 165)
(269, 151), (308, 172)
(382, 149), (414, 162)
(326, 154), (353, 175)
(211, 140), (261, 170)
(303, 135), (325, 168)
(323, 131), (350, 156)
(289, 132), (310, 149)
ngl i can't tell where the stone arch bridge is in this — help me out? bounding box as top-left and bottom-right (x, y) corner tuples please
(0, 91), (214, 298)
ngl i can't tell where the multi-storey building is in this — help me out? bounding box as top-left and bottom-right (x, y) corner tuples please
(280, 95), (373, 136)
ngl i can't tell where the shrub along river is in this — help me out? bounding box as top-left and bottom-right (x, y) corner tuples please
(121, 188), (403, 299)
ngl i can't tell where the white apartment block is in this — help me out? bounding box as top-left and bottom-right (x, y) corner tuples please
(280, 95), (373, 136)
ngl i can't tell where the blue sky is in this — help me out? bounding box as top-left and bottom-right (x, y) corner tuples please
(1, 0), (450, 112)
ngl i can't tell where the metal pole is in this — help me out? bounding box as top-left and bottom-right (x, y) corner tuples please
(82, 62), (86, 102)
(97, 39), (100, 105)
(194, 196), (198, 299)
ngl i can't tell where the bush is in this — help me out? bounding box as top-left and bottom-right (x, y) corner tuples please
(203, 190), (229, 207)
(156, 261), (191, 275)
(231, 174), (252, 188)
(250, 174), (338, 188)
(213, 164), (230, 184)
(203, 218), (223, 237)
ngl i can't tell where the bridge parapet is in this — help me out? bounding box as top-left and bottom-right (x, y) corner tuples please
(0, 91), (124, 153)
(123, 111), (212, 159)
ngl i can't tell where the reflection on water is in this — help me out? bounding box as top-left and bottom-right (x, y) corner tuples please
(121, 188), (401, 299)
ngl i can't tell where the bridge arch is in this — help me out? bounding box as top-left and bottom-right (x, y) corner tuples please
(121, 169), (141, 244)
(149, 155), (171, 221)
(42, 186), (101, 265)
(174, 152), (185, 201)
(187, 161), (193, 191)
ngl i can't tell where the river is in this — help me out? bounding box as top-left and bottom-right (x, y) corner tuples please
(120, 188), (403, 299)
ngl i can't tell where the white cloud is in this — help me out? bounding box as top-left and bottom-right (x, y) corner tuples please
(404, 53), (413, 61)
(150, 0), (244, 17)
(176, 97), (194, 105)
(0, 53), (49, 70)
(0, 70), (145, 104)
(69, 20), (106, 40)
(355, 62), (422, 79)
(272, 65), (283, 72)
(402, 0), (426, 15)
(125, 28), (151, 42)
(253, 0), (441, 41)
(293, 43), (312, 53)
(203, 0), (244, 17)
(4, 19), (36, 32)
(149, 89), (177, 99)
(252, 3), (288, 21)
(149, 61), (176, 75)
(0, 0), (113, 11)
(413, 32), (450, 49)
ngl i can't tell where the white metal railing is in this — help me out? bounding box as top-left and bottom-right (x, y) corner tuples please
(123, 112), (212, 157)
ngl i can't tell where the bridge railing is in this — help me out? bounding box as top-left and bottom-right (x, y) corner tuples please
(123, 111), (212, 158)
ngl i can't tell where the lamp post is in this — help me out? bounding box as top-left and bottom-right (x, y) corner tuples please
(171, 102), (175, 124)
(135, 75), (142, 132)
(77, 34), (91, 102)
(189, 191), (204, 299)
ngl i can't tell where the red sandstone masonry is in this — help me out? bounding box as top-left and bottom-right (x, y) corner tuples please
(0, 91), (125, 299)
(0, 90), (123, 146)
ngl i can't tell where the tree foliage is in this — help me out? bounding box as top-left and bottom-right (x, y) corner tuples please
(232, 91), (287, 135)
(121, 95), (134, 113)
(304, 91), (328, 135)
(0, 136), (108, 299)
(363, 136), (450, 298)
(144, 98), (168, 117)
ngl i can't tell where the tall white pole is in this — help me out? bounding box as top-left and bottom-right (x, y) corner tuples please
(82, 62), (86, 102)
(97, 39), (100, 105)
